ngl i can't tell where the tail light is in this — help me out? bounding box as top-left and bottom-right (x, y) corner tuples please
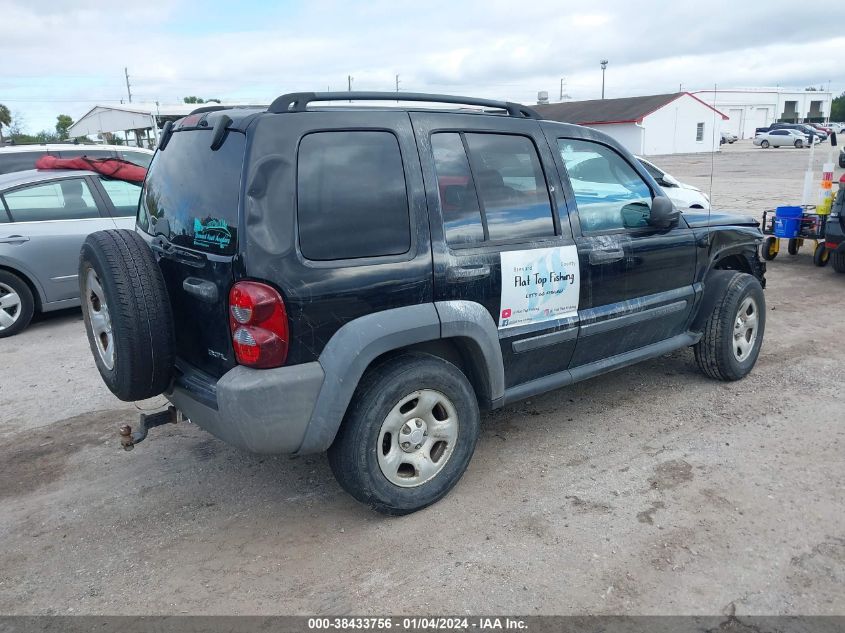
(228, 281), (288, 368)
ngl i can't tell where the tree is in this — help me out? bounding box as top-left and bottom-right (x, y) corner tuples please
(0, 104), (10, 145)
(55, 114), (73, 140)
(183, 96), (221, 104)
(831, 92), (845, 123)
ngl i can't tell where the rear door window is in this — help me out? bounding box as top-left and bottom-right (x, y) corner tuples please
(2, 178), (100, 222)
(99, 177), (142, 216)
(138, 130), (245, 255)
(464, 133), (554, 242)
(430, 133), (485, 246)
(297, 131), (411, 261)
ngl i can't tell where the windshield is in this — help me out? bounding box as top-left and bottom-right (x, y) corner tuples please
(138, 130), (245, 255)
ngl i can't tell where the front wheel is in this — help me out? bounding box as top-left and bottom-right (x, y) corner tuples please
(694, 273), (766, 381)
(787, 238), (800, 255)
(761, 236), (779, 260)
(328, 353), (481, 515)
(813, 243), (830, 267)
(794, 139), (803, 148)
(832, 251), (845, 273)
(761, 140), (770, 148)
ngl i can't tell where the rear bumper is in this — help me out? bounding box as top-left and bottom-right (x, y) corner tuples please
(167, 361), (325, 454)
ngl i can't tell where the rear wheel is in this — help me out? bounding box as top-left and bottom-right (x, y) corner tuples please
(0, 270), (35, 338)
(788, 238), (800, 255)
(694, 273), (765, 381)
(832, 251), (845, 273)
(328, 353), (480, 515)
(761, 236), (779, 261)
(813, 243), (830, 267)
(79, 230), (175, 401)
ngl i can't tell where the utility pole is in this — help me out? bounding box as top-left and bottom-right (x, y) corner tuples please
(600, 60), (608, 99)
(348, 75), (353, 102)
(124, 67), (132, 103)
(560, 78), (564, 101)
(395, 74), (401, 102)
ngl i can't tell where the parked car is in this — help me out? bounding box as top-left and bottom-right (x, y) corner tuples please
(0, 169), (140, 337)
(0, 144), (154, 176)
(720, 130), (738, 144)
(829, 123), (844, 134)
(773, 123), (826, 142)
(636, 156), (710, 209)
(754, 129), (807, 148)
(823, 175), (845, 273)
(78, 92), (767, 515)
(840, 146), (845, 169)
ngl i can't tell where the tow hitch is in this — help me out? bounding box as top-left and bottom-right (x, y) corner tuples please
(119, 405), (181, 450)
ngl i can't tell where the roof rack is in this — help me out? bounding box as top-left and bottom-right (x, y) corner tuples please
(267, 91), (541, 119)
(188, 104), (268, 115)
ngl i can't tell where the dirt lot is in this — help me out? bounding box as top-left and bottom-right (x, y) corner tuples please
(1, 141), (843, 615)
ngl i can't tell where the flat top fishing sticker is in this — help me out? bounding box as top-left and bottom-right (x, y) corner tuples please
(193, 217), (232, 250)
(498, 245), (580, 329)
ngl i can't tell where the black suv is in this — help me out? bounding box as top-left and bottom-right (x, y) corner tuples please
(79, 92), (767, 515)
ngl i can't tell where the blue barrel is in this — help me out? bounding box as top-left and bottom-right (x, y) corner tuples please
(774, 206), (802, 238)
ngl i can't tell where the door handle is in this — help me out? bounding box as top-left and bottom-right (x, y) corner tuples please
(446, 264), (491, 282)
(0, 235), (30, 244)
(589, 248), (624, 265)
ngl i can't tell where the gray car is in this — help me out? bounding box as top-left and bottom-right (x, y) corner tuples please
(0, 169), (140, 337)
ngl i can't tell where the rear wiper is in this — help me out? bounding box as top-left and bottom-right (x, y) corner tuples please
(150, 234), (206, 268)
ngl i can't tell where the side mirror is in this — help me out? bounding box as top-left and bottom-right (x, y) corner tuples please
(648, 196), (680, 229)
(660, 173), (679, 187)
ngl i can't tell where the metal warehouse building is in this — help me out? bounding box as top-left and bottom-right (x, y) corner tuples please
(692, 88), (834, 140)
(534, 92), (727, 156)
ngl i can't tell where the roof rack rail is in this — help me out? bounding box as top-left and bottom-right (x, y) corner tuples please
(267, 91), (541, 119)
(188, 104), (269, 116)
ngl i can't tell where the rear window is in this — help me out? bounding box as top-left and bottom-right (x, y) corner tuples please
(0, 151), (44, 175)
(138, 130), (245, 255)
(297, 131), (410, 261)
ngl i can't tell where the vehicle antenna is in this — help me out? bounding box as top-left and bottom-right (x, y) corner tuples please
(708, 83), (717, 232)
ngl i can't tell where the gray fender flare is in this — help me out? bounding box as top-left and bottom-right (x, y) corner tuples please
(296, 301), (504, 454)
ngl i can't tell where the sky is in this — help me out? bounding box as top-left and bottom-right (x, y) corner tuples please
(1, 0), (842, 134)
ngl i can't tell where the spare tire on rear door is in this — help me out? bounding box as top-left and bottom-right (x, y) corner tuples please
(79, 229), (175, 401)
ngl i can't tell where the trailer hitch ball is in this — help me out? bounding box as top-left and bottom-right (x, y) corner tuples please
(118, 406), (180, 451)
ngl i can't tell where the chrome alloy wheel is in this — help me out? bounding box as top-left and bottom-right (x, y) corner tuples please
(84, 268), (115, 370)
(377, 389), (459, 488)
(733, 296), (759, 362)
(0, 282), (21, 331)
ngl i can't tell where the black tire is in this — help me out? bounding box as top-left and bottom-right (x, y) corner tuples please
(761, 236), (778, 261)
(787, 238), (799, 255)
(761, 140), (770, 148)
(794, 139), (803, 148)
(832, 251), (845, 273)
(838, 154), (845, 169)
(813, 243), (830, 267)
(328, 353), (481, 515)
(79, 229), (175, 401)
(0, 270), (35, 338)
(694, 273), (766, 381)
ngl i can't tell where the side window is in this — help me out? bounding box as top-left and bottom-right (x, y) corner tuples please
(696, 123), (705, 142)
(431, 133), (485, 245)
(0, 151), (44, 176)
(558, 139), (653, 233)
(2, 178), (99, 222)
(118, 150), (153, 169)
(464, 133), (555, 242)
(297, 131), (410, 261)
(99, 177), (142, 216)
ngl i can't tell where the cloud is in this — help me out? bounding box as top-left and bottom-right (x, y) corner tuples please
(0, 0), (840, 133)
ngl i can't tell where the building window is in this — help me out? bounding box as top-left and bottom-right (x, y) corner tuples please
(696, 123), (705, 142)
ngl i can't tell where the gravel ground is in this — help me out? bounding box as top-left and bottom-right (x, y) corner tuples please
(1, 141), (843, 615)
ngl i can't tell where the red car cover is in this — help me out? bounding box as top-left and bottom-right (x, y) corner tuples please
(34, 155), (147, 183)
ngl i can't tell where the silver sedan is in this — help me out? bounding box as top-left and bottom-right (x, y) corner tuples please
(0, 169), (139, 337)
(753, 129), (807, 148)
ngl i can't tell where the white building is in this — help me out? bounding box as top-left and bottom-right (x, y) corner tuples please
(67, 102), (257, 148)
(691, 88), (833, 139)
(534, 92), (727, 156)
